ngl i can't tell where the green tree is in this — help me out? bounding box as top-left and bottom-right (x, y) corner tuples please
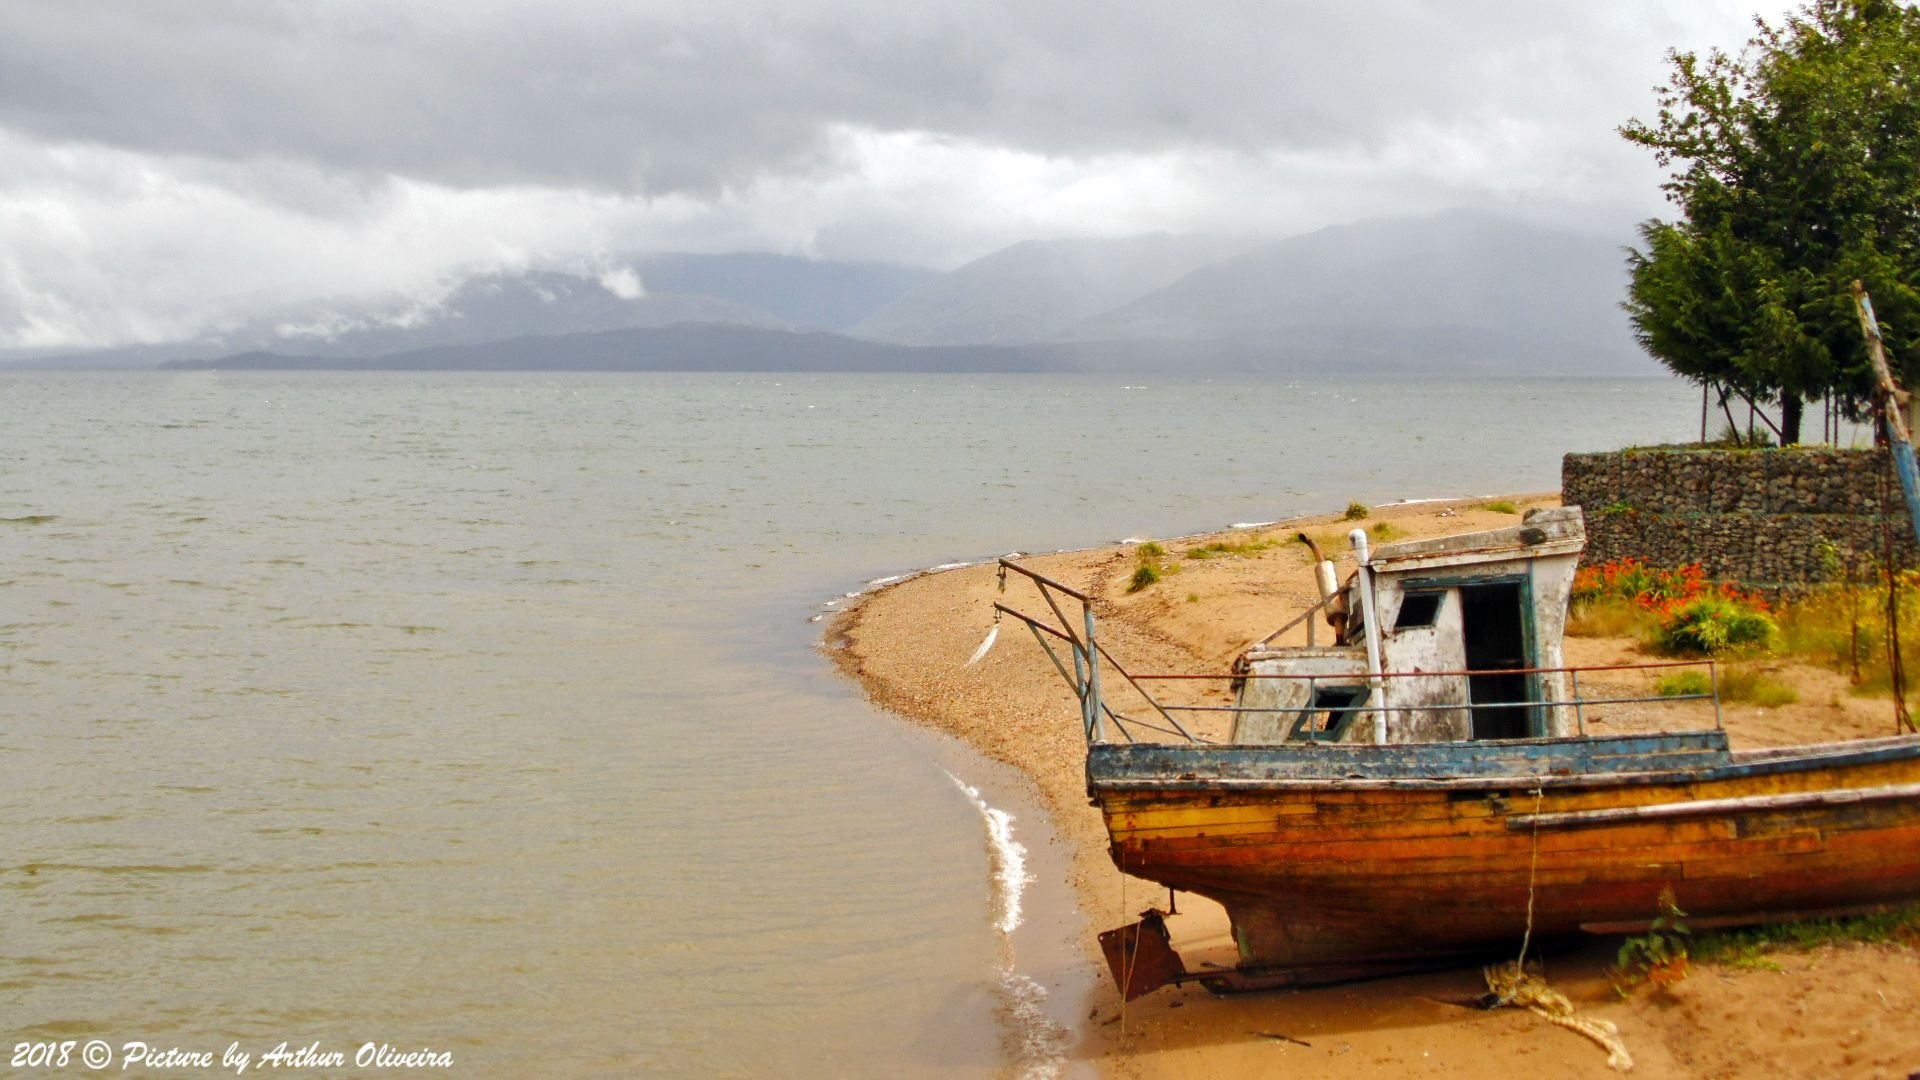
(1621, 0), (1920, 444)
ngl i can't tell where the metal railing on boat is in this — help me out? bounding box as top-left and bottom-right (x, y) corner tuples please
(992, 557), (1724, 746)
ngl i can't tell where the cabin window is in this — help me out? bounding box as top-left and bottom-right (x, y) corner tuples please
(1288, 686), (1368, 742)
(1394, 590), (1445, 630)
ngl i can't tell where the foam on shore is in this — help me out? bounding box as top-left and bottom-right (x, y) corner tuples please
(948, 771), (1072, 1080)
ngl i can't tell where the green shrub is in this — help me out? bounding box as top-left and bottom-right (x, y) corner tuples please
(1343, 501), (1369, 521)
(1129, 540), (1170, 592)
(1572, 558), (1770, 657)
(1614, 886), (1692, 991)
(1715, 423), (1776, 448)
(1184, 536), (1280, 560)
(1653, 595), (1776, 656)
(1718, 666), (1799, 707)
(1652, 665), (1797, 705)
(1482, 500), (1519, 514)
(1654, 670), (1713, 697)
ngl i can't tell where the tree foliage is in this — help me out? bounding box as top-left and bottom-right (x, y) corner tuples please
(1621, 0), (1920, 444)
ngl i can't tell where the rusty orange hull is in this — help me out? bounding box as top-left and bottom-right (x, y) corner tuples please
(1091, 733), (1920, 973)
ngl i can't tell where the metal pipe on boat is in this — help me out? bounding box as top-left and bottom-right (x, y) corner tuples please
(1350, 529), (1390, 743)
(1084, 599), (1105, 743)
(1298, 532), (1342, 644)
(1297, 533), (1340, 605)
(1314, 561), (1339, 606)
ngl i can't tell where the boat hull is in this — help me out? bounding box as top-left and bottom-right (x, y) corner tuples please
(1091, 734), (1920, 971)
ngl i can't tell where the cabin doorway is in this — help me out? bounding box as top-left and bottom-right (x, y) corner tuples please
(1459, 581), (1533, 739)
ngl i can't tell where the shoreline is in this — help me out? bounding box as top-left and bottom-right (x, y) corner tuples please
(827, 492), (1920, 1078)
(810, 493), (1537, 625)
(826, 494), (1553, 1076)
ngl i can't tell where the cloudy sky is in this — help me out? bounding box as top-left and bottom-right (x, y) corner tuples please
(1, 0), (1765, 350)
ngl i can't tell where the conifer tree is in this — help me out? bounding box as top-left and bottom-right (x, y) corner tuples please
(1621, 0), (1920, 443)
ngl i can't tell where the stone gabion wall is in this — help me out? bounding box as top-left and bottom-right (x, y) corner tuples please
(1561, 447), (1919, 588)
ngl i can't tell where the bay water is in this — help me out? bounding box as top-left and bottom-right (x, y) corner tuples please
(2, 371), (1705, 1077)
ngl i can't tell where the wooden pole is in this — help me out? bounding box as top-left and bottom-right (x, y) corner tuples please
(1856, 281), (1914, 444)
(1717, 385), (1742, 444)
(1854, 282), (1920, 536)
(1852, 280), (1920, 734)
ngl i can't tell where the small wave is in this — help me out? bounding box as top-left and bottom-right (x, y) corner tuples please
(945, 772), (1069, 1080)
(811, 557), (980, 620)
(998, 970), (1073, 1080)
(1230, 520), (1279, 530)
(946, 772), (1027, 934)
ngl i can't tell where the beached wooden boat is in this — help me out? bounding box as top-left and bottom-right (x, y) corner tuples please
(993, 507), (1920, 997)
(1096, 732), (1920, 992)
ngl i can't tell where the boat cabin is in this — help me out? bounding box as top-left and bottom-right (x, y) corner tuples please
(1231, 506), (1584, 744)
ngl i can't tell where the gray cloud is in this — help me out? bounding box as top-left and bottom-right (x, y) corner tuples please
(0, 0), (1763, 348)
(0, 1), (1753, 195)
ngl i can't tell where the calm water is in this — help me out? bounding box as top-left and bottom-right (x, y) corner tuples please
(1, 371), (1703, 1077)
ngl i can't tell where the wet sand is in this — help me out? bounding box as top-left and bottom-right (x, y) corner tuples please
(830, 494), (1920, 1079)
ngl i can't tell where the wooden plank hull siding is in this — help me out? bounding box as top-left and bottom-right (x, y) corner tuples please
(1089, 734), (1920, 969)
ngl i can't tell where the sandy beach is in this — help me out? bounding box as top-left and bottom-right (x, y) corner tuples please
(830, 494), (1920, 1079)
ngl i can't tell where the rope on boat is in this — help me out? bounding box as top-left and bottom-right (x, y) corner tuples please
(1116, 844), (1132, 1038)
(1517, 785), (1544, 963)
(1482, 784), (1636, 1072)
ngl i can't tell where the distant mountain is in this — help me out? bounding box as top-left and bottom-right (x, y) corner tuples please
(634, 253), (936, 331)
(10, 213), (1659, 376)
(1070, 210), (1651, 372)
(851, 234), (1251, 346)
(277, 270), (792, 358)
(163, 323), (1052, 373)
(0, 342), (205, 369)
(4, 254), (934, 369)
(163, 318), (1632, 378)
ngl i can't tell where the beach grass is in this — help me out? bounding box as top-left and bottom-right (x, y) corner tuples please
(1693, 902), (1920, 969)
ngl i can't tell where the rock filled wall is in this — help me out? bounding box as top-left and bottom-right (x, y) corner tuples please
(1561, 448), (1919, 587)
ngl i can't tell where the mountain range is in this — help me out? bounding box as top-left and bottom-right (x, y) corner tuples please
(11, 210), (1660, 376)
